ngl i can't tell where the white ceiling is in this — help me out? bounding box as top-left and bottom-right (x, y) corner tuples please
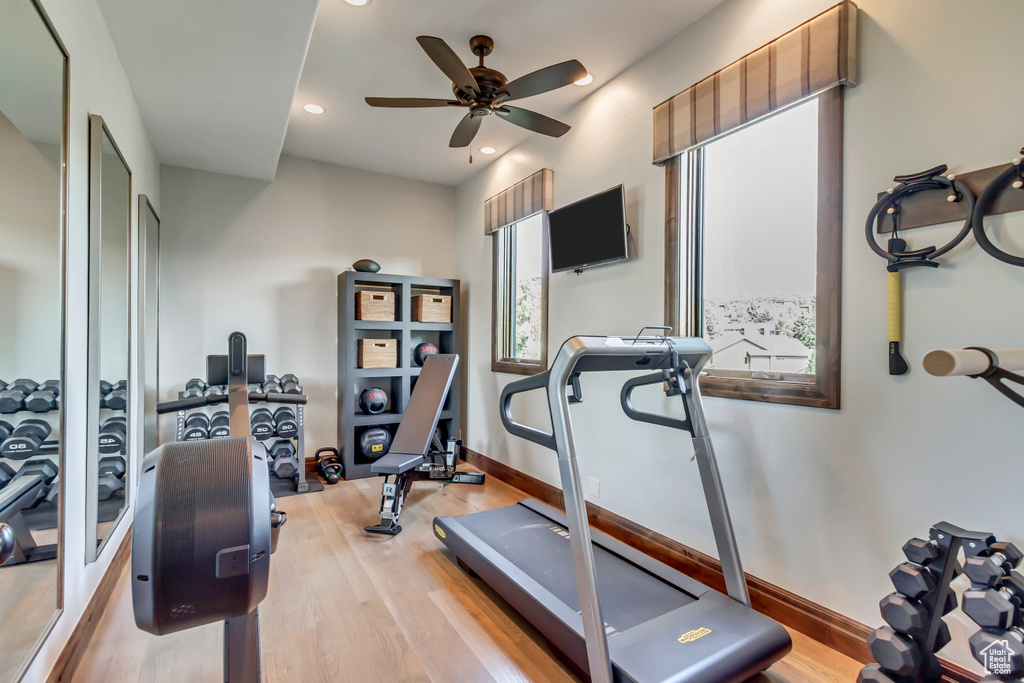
(97, 0), (319, 181)
(98, 0), (725, 185)
(284, 0), (725, 186)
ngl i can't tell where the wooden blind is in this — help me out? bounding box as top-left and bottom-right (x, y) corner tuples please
(484, 168), (553, 235)
(652, 1), (857, 165)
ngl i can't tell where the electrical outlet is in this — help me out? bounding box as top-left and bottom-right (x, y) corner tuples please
(586, 476), (600, 498)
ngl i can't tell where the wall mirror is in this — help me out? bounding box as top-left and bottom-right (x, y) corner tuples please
(138, 195), (159, 464)
(86, 114), (131, 563)
(0, 0), (68, 678)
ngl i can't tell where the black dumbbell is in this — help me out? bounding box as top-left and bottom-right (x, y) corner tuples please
(273, 407), (298, 439)
(182, 413), (210, 440)
(971, 628), (1024, 676)
(1, 419), (52, 459)
(280, 374), (303, 395)
(890, 562), (937, 600)
(879, 593), (928, 639)
(13, 458), (58, 486)
(185, 377), (207, 392)
(250, 408), (275, 441)
(265, 374), (279, 385)
(97, 456), (126, 500)
(0, 420), (12, 443)
(0, 462), (14, 489)
(966, 542), (1024, 588)
(262, 381), (282, 394)
(98, 416), (127, 454)
(904, 537), (963, 580)
(868, 626), (921, 677)
(99, 380), (112, 397)
(0, 379), (39, 414)
(205, 385), (226, 397)
(269, 440), (299, 479)
(247, 383), (262, 394)
(209, 411), (230, 439)
(102, 387), (128, 410)
(182, 385), (205, 399)
(25, 380), (60, 413)
(315, 447), (342, 485)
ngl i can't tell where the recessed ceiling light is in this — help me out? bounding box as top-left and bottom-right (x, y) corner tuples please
(303, 103), (325, 115)
(574, 73), (594, 86)
(480, 146), (496, 155)
(345, 0), (370, 5)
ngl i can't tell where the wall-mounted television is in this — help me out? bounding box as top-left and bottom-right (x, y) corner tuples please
(548, 185), (628, 273)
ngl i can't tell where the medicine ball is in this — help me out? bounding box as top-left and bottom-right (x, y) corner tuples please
(359, 427), (392, 460)
(413, 342), (438, 367)
(359, 387), (388, 415)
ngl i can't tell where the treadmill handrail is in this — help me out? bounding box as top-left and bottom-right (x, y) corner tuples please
(620, 369), (694, 434)
(499, 370), (557, 450)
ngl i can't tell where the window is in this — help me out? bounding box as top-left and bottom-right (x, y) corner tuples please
(666, 88), (842, 408)
(492, 212), (548, 374)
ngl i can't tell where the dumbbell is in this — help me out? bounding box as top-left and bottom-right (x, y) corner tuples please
(965, 542), (1024, 588)
(205, 385), (226, 397)
(0, 462), (14, 489)
(1, 419), (52, 459)
(98, 416), (127, 454)
(265, 374), (279, 385)
(0, 421), (12, 443)
(247, 383), (262, 394)
(280, 374), (302, 395)
(182, 413), (211, 440)
(99, 379), (113, 397)
(25, 380), (60, 413)
(250, 408), (275, 441)
(0, 379), (40, 413)
(904, 537), (963, 579)
(273, 407), (298, 439)
(262, 381), (282, 394)
(868, 626), (942, 678)
(209, 411), (230, 439)
(890, 562), (937, 601)
(269, 440), (299, 480)
(185, 377), (207, 392)
(971, 628), (1024, 676)
(102, 385), (128, 410)
(315, 447), (342, 485)
(97, 456), (126, 501)
(877, 593), (952, 646)
(12, 458), (58, 486)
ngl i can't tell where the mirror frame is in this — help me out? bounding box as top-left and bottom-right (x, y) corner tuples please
(5, 0), (71, 678)
(137, 194), (159, 471)
(85, 113), (132, 564)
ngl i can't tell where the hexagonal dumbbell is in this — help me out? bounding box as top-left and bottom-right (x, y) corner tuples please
(25, 380), (60, 413)
(273, 407), (298, 439)
(280, 374), (303, 395)
(182, 413), (210, 441)
(246, 383), (262, 394)
(97, 456), (126, 500)
(269, 440), (299, 480)
(185, 377), (207, 392)
(102, 384), (128, 411)
(14, 458), (58, 486)
(250, 408), (275, 441)
(966, 542), (1024, 588)
(209, 411), (230, 439)
(0, 420), (12, 443)
(0, 379), (39, 414)
(880, 593), (928, 638)
(262, 381), (282, 394)
(891, 562), (937, 600)
(98, 416), (127, 454)
(868, 627), (923, 677)
(1, 419), (52, 459)
(970, 628), (1024, 676)
(964, 588), (1020, 631)
(204, 385), (226, 397)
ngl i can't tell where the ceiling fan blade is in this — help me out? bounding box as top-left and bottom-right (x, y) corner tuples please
(365, 97), (461, 108)
(495, 106), (570, 138)
(499, 60), (588, 101)
(416, 36), (480, 95)
(449, 111), (483, 148)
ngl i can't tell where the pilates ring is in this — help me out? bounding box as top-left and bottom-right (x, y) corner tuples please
(972, 150), (1024, 267)
(864, 164), (975, 268)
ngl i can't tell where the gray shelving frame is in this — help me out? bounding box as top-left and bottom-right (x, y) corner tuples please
(337, 271), (461, 480)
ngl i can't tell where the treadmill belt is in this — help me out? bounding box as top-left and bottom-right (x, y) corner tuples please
(458, 504), (694, 635)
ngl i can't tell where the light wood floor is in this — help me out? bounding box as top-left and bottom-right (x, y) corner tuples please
(72, 468), (863, 682)
(0, 556), (57, 683)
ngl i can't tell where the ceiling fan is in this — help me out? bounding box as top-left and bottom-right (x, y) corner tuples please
(365, 35), (587, 148)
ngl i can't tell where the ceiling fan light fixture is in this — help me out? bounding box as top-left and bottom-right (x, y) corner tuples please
(480, 146), (496, 155)
(344, 0), (370, 6)
(574, 73), (594, 86)
(303, 103), (326, 114)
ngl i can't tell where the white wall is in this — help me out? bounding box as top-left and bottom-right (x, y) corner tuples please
(453, 0), (1024, 672)
(21, 0), (161, 680)
(159, 156), (456, 450)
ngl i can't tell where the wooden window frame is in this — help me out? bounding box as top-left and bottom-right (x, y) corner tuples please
(665, 87), (843, 409)
(491, 213), (550, 376)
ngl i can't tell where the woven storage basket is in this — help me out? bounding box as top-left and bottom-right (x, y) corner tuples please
(355, 291), (395, 321)
(411, 294), (451, 323)
(357, 339), (397, 368)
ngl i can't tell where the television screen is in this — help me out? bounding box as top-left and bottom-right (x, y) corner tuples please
(548, 185), (627, 273)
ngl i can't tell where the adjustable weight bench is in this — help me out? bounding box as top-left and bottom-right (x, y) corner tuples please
(364, 354), (483, 535)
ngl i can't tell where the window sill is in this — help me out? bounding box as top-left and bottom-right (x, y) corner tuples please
(491, 359), (545, 376)
(699, 373), (838, 410)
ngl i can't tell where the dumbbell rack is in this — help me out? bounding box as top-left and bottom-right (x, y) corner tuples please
(172, 397), (308, 494)
(337, 271), (461, 480)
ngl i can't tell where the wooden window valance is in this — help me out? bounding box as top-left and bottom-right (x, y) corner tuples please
(652, 1), (857, 165)
(484, 168), (553, 235)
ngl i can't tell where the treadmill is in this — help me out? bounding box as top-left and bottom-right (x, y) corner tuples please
(433, 334), (792, 683)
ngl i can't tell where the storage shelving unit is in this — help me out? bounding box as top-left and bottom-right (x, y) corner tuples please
(337, 271), (460, 480)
